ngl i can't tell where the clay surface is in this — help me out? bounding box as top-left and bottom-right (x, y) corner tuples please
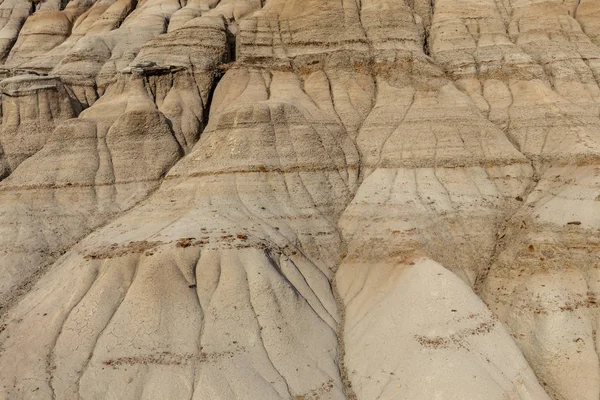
(0, 0), (598, 399)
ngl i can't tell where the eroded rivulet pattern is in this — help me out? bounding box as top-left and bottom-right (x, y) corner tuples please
(0, 0), (598, 399)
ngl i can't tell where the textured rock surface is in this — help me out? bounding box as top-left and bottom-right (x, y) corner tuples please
(0, 0), (598, 399)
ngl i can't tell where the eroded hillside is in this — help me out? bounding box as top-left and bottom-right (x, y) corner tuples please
(0, 0), (598, 399)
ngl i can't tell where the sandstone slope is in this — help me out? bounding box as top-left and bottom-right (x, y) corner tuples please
(0, 0), (598, 399)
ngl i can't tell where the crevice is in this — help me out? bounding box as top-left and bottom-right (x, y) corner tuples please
(329, 226), (358, 400)
(593, 328), (598, 376)
(473, 159), (541, 295)
(422, 17), (431, 57)
(225, 25), (237, 63)
(188, 367), (197, 400)
(202, 65), (225, 129)
(573, 0), (581, 19)
(285, 256), (338, 328)
(424, 0), (435, 58)
(245, 267), (293, 398)
(375, 91), (415, 169)
(332, 264), (357, 400)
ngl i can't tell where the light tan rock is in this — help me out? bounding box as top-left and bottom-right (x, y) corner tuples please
(481, 165), (600, 400)
(338, 258), (550, 400)
(429, 2), (600, 399)
(5, 10), (73, 67)
(1, 0), (600, 399)
(0, 63), (354, 400)
(577, 0), (600, 46)
(0, 0), (31, 62)
(0, 74), (80, 171)
(0, 1), (227, 306)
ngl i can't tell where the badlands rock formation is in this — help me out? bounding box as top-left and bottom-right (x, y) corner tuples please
(0, 0), (598, 399)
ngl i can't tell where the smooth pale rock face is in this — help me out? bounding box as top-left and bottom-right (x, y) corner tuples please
(337, 258), (550, 400)
(0, 0), (598, 399)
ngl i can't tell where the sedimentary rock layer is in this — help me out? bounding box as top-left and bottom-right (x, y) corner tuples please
(0, 0), (598, 399)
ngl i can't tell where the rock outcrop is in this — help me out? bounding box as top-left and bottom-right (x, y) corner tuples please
(0, 0), (598, 399)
